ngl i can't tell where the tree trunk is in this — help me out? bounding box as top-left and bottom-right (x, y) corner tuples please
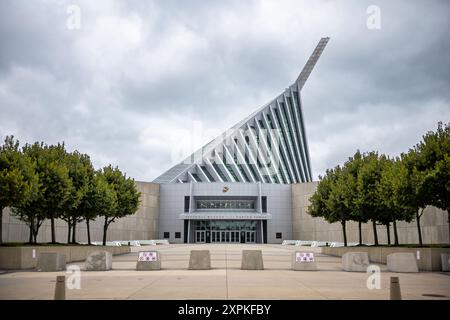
(372, 220), (379, 246)
(50, 217), (56, 243)
(102, 217), (108, 246)
(33, 226), (39, 244)
(358, 221), (362, 245)
(67, 219), (71, 244)
(32, 220), (41, 244)
(72, 221), (76, 243)
(416, 208), (423, 246)
(386, 223), (391, 245)
(341, 220), (347, 247)
(28, 226), (33, 243)
(86, 219), (91, 245)
(393, 220), (399, 246)
(29, 217), (34, 244)
(0, 207), (3, 245)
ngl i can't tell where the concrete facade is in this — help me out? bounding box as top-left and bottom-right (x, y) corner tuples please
(292, 182), (449, 245)
(0, 181), (159, 243)
(159, 182), (292, 244)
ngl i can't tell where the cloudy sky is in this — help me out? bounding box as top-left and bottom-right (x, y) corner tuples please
(1, 0), (449, 181)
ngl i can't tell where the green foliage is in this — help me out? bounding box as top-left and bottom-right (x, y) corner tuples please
(100, 165), (141, 245)
(309, 166), (351, 245)
(378, 157), (416, 223)
(12, 142), (73, 243)
(413, 122), (450, 212)
(0, 136), (39, 210)
(83, 171), (118, 222)
(60, 150), (94, 242)
(0, 136), (39, 243)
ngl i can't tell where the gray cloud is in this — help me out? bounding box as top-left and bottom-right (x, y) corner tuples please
(0, 0), (449, 181)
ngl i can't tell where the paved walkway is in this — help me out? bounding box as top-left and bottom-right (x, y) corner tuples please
(0, 244), (449, 299)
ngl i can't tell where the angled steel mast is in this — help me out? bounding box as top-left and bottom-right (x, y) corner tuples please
(153, 37), (330, 184)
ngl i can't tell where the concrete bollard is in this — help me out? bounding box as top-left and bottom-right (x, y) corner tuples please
(241, 250), (264, 270)
(85, 251), (112, 271)
(54, 275), (66, 300)
(292, 252), (317, 271)
(189, 250), (211, 270)
(390, 276), (402, 300)
(136, 251), (161, 270)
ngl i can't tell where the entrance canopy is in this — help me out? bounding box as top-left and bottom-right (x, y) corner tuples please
(179, 212), (272, 220)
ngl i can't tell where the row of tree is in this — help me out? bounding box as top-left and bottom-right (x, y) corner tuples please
(0, 137), (140, 245)
(308, 122), (449, 246)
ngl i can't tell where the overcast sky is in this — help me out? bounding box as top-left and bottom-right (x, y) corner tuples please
(1, 0), (449, 182)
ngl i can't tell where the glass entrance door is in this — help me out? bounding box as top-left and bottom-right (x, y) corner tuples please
(246, 231), (255, 243)
(210, 230), (240, 243)
(193, 220), (259, 243)
(195, 231), (206, 243)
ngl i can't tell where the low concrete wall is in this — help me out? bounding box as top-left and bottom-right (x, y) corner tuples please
(0, 246), (130, 270)
(321, 246), (450, 271)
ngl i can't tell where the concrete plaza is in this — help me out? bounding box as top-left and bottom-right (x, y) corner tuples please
(0, 244), (449, 300)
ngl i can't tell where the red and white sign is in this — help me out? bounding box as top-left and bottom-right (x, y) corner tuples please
(296, 252), (315, 263)
(138, 251), (158, 262)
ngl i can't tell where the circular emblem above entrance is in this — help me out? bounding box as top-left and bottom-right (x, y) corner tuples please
(222, 186), (229, 193)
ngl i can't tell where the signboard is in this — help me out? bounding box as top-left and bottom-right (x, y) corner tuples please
(296, 252), (315, 263)
(138, 251), (158, 262)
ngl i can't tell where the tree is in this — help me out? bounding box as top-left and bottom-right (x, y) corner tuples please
(16, 142), (73, 243)
(61, 151), (94, 243)
(101, 165), (140, 245)
(342, 151), (367, 245)
(412, 122), (450, 243)
(355, 152), (385, 246)
(402, 150), (428, 246)
(79, 171), (115, 245)
(0, 136), (39, 244)
(309, 166), (352, 246)
(378, 157), (416, 245)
